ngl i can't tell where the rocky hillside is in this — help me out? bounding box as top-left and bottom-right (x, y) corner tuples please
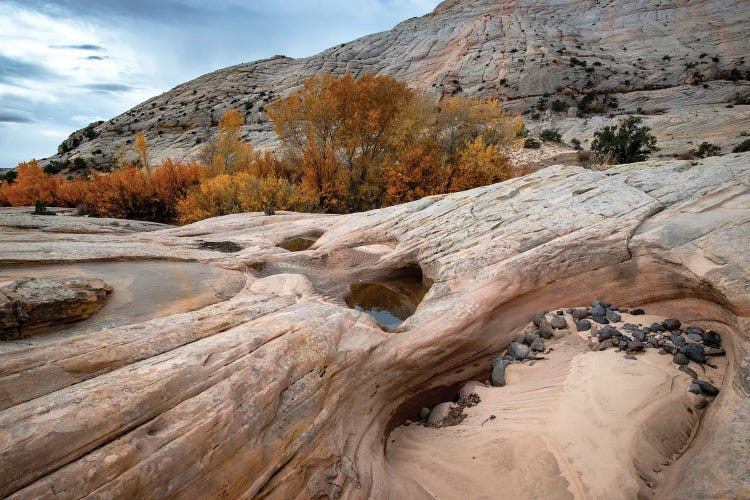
(46, 0), (750, 170)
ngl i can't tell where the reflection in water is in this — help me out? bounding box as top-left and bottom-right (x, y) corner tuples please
(278, 237), (318, 252)
(346, 277), (431, 328)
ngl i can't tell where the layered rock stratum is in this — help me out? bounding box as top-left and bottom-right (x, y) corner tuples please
(0, 153), (748, 498)
(46, 0), (749, 170)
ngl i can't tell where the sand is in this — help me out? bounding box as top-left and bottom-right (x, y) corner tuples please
(385, 311), (727, 499)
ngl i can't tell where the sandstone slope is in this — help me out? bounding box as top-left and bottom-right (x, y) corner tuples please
(0, 153), (747, 498)
(45, 0), (750, 170)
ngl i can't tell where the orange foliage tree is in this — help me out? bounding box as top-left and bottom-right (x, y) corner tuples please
(0, 161), (58, 206)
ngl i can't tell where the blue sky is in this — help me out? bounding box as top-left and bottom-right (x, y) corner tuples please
(0, 0), (442, 168)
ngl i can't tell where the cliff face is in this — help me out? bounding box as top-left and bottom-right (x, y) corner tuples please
(48, 0), (750, 169)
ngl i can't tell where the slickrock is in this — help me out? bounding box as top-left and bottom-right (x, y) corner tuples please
(43, 0), (749, 169)
(0, 154), (747, 498)
(0, 277), (112, 340)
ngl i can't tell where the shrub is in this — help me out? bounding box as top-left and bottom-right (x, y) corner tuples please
(535, 97), (548, 111)
(571, 138), (582, 150)
(2, 170), (17, 185)
(733, 139), (750, 153)
(590, 117), (658, 164)
(540, 129), (562, 142)
(550, 99), (569, 112)
(524, 138), (541, 149)
(693, 142), (721, 158)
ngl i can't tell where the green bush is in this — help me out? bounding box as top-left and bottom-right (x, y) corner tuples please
(523, 138), (541, 149)
(2, 170), (17, 185)
(571, 138), (582, 150)
(733, 139), (750, 153)
(550, 99), (569, 112)
(591, 117), (658, 164)
(540, 129), (562, 142)
(693, 142), (721, 159)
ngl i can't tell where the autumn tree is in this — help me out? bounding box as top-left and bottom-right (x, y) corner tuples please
(0, 160), (58, 206)
(134, 131), (152, 178)
(199, 109), (254, 174)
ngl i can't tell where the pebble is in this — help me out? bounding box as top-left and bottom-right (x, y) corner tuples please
(631, 308), (645, 315)
(687, 333), (703, 342)
(662, 342), (677, 354)
(624, 354), (637, 360)
(419, 407), (431, 420)
(427, 402), (456, 426)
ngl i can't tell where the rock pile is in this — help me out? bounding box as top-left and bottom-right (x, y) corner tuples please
(0, 277), (112, 340)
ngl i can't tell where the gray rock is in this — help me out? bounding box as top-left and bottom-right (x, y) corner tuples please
(550, 316), (568, 329)
(694, 380), (720, 396)
(688, 383), (703, 395)
(598, 338), (618, 351)
(627, 340), (644, 352)
(606, 310), (622, 323)
(650, 322), (665, 332)
(491, 357), (512, 387)
(523, 328), (539, 345)
(679, 365), (699, 380)
(686, 326), (705, 337)
(662, 342), (677, 354)
(589, 305), (606, 317)
(427, 402), (456, 426)
(631, 308), (645, 315)
(514, 332), (526, 344)
(507, 342), (530, 360)
(624, 354), (637, 360)
(459, 381), (485, 401)
(670, 333), (686, 348)
(633, 330), (646, 342)
(681, 343), (706, 364)
(673, 353), (690, 366)
(575, 319), (592, 331)
(591, 316), (610, 325)
(695, 394), (709, 410)
(419, 407), (431, 420)
(572, 308), (589, 320)
(663, 318), (681, 331)
(598, 326), (620, 341)
(687, 333), (703, 342)
(704, 347), (726, 357)
(530, 337), (545, 352)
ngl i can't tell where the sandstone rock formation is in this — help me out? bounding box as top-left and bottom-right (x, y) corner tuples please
(44, 0), (749, 170)
(0, 153), (747, 498)
(0, 277), (112, 340)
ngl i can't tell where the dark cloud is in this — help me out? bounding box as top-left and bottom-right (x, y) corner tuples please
(77, 83), (134, 93)
(0, 54), (56, 84)
(86, 55), (109, 60)
(0, 112), (34, 124)
(49, 44), (104, 51)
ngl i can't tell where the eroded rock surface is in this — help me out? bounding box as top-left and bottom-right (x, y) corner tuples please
(0, 277), (112, 340)
(0, 154), (748, 498)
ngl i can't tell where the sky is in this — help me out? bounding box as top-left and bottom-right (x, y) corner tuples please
(0, 0), (442, 169)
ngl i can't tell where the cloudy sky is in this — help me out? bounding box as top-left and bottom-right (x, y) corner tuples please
(0, 0), (442, 169)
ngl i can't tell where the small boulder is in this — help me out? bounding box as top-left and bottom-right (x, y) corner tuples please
(633, 330), (646, 342)
(624, 354), (638, 360)
(694, 380), (720, 396)
(670, 333), (686, 348)
(702, 331), (722, 348)
(704, 347), (726, 357)
(530, 337), (545, 352)
(688, 383), (703, 395)
(681, 343), (706, 364)
(591, 316), (610, 325)
(687, 333), (703, 343)
(575, 319), (592, 331)
(550, 316), (567, 330)
(589, 304), (606, 317)
(650, 322), (665, 332)
(572, 308), (589, 320)
(662, 342), (677, 354)
(605, 310), (622, 323)
(694, 394), (709, 410)
(507, 342), (530, 360)
(459, 381), (485, 402)
(524, 328), (539, 345)
(419, 407), (431, 421)
(597, 338), (617, 351)
(627, 340), (644, 352)
(427, 402), (456, 426)
(514, 332), (526, 344)
(686, 326), (704, 337)
(673, 353), (690, 366)
(679, 365), (699, 380)
(631, 308), (645, 315)
(598, 326), (620, 341)
(663, 318), (681, 331)
(491, 357), (512, 387)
